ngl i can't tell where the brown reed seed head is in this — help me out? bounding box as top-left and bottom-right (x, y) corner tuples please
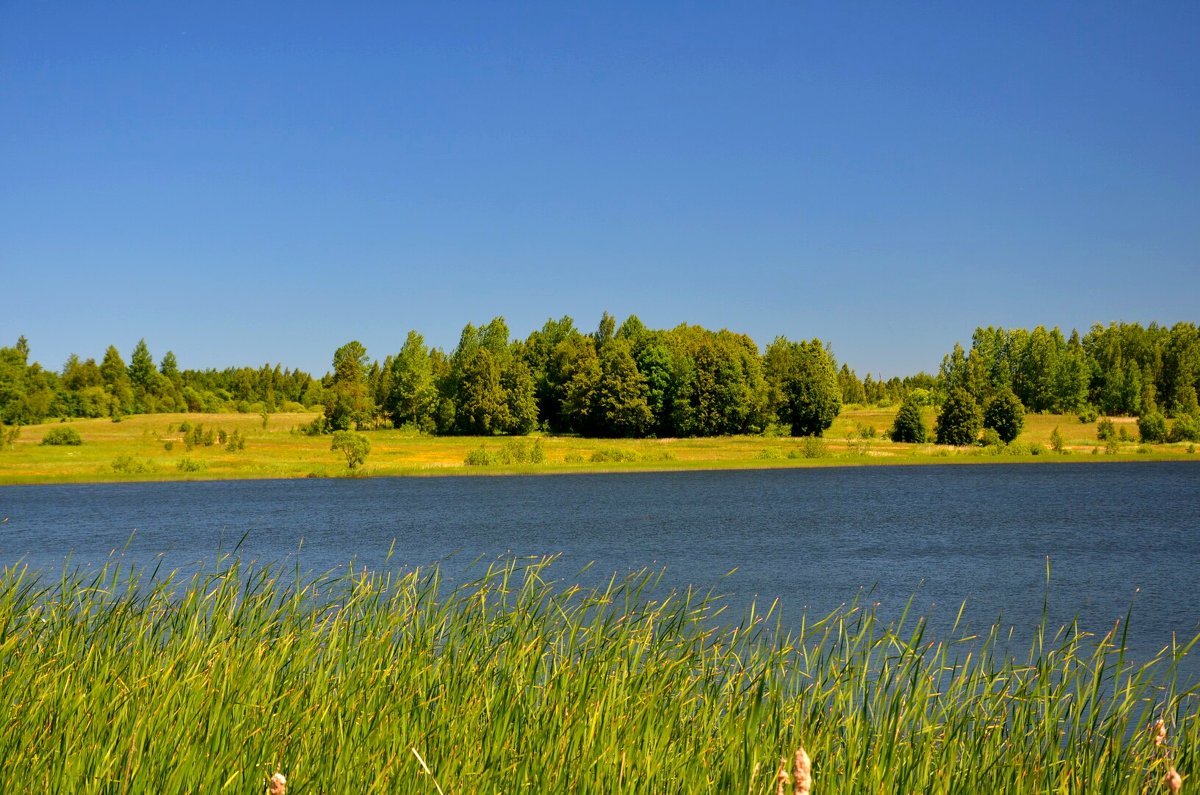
(775, 762), (789, 795)
(1165, 767), (1182, 793)
(792, 746), (812, 795)
(268, 772), (287, 795)
(1155, 719), (1168, 747)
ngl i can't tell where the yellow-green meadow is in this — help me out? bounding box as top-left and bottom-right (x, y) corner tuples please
(0, 407), (1194, 485)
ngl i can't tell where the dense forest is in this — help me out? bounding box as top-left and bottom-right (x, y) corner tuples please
(1, 316), (1198, 441)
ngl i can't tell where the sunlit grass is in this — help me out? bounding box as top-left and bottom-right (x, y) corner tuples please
(0, 409), (1194, 484)
(0, 555), (1194, 792)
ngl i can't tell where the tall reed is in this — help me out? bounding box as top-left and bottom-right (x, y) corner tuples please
(0, 555), (1194, 792)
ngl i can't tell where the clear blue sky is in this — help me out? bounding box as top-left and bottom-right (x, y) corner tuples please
(2, 2), (1197, 378)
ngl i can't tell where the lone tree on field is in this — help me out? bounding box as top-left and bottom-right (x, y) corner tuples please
(331, 431), (371, 469)
(890, 394), (927, 443)
(982, 388), (1025, 443)
(936, 388), (982, 446)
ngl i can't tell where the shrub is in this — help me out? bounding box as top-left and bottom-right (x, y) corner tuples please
(111, 455), (153, 474)
(1137, 412), (1167, 444)
(982, 389), (1024, 444)
(935, 388), (981, 446)
(590, 448), (639, 463)
(225, 430), (246, 451)
(1167, 414), (1200, 443)
(1076, 405), (1098, 424)
(41, 427), (82, 446)
(1049, 427), (1065, 453)
(1096, 417), (1115, 440)
(757, 448), (783, 459)
(176, 458), (206, 473)
(789, 436), (828, 459)
(889, 395), (927, 443)
(980, 428), (1003, 449)
(464, 447), (497, 466)
(1105, 438), (1120, 455)
(0, 424), (19, 450)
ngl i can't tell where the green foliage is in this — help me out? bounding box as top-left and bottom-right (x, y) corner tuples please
(589, 447), (640, 463)
(935, 388), (981, 446)
(0, 424), (19, 449)
(464, 438), (546, 466)
(326, 341), (375, 431)
(299, 415), (330, 436)
(111, 455), (153, 474)
(1168, 414), (1200, 443)
(980, 428), (1003, 448)
(982, 388), (1025, 444)
(1050, 427), (1065, 453)
(1096, 417), (1115, 440)
(889, 394), (928, 443)
(1137, 411), (1168, 444)
(790, 436), (828, 458)
(41, 426), (82, 446)
(330, 430), (371, 468)
(176, 458), (206, 473)
(10, 556), (1199, 793)
(766, 337), (841, 437)
(1076, 404), (1098, 423)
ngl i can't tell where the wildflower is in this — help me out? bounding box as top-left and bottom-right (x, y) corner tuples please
(1165, 767), (1181, 794)
(268, 772), (286, 795)
(792, 746), (812, 795)
(1154, 718), (1168, 747)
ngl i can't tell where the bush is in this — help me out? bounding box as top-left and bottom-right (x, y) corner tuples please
(1137, 412), (1168, 444)
(111, 455), (153, 474)
(176, 458), (206, 473)
(982, 389), (1025, 444)
(1167, 414), (1200, 443)
(41, 426), (82, 446)
(789, 436), (828, 459)
(0, 424), (19, 450)
(980, 428), (1003, 448)
(590, 448), (639, 463)
(889, 395), (927, 443)
(1076, 405), (1098, 424)
(1049, 427), (1065, 453)
(1096, 417), (1115, 440)
(935, 388), (981, 446)
(464, 447), (497, 466)
(1105, 438), (1120, 455)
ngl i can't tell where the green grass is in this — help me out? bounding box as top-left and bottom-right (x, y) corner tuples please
(1, 555), (1194, 792)
(0, 409), (1195, 485)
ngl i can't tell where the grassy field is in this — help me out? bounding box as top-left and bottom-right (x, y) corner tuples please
(0, 408), (1195, 484)
(1, 554), (1193, 792)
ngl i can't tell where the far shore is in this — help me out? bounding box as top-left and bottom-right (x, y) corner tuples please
(0, 409), (1194, 486)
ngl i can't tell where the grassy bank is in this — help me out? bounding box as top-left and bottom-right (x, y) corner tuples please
(0, 408), (1195, 485)
(1, 555), (1194, 792)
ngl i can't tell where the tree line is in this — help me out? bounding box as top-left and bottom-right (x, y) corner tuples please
(2, 318), (1197, 442)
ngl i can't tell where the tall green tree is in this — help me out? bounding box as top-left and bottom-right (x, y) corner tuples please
(387, 331), (438, 431)
(325, 341), (374, 430)
(595, 339), (652, 437)
(889, 393), (928, 443)
(982, 388), (1025, 444)
(936, 388), (982, 446)
(100, 345), (134, 416)
(766, 338), (841, 437)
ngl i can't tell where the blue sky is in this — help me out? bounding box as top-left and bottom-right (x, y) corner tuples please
(2, 2), (1197, 378)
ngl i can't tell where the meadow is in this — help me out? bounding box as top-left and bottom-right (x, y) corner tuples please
(0, 408), (1194, 485)
(1, 554), (1193, 792)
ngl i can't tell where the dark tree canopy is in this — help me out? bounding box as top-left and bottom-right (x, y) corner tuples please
(936, 388), (982, 446)
(982, 388), (1025, 444)
(889, 394), (927, 443)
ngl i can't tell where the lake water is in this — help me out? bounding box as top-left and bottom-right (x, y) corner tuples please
(2, 462), (1198, 666)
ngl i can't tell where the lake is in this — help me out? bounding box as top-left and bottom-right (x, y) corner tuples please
(2, 461), (1198, 666)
